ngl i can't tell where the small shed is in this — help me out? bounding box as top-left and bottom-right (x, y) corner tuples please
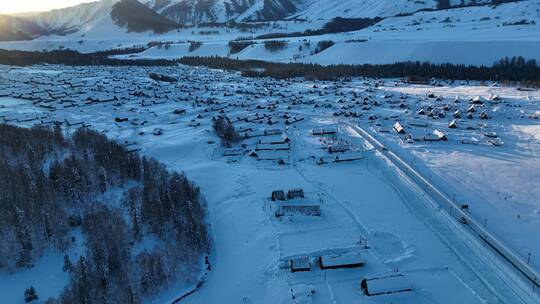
(271, 190), (286, 201)
(115, 117), (129, 123)
(480, 111), (489, 119)
(360, 273), (412, 296)
(328, 144), (349, 153)
(257, 150), (288, 161)
(489, 138), (504, 146)
(433, 129), (447, 141)
(470, 96), (483, 104)
(312, 128), (337, 136)
(223, 148), (243, 156)
(287, 189), (305, 199)
(319, 253), (365, 270)
(290, 257), (311, 273)
(258, 135), (290, 145)
(189, 120), (200, 127)
(334, 152), (363, 163)
(393, 122), (406, 134)
(276, 205), (321, 217)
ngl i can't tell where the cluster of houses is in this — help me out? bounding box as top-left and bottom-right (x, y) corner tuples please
(2, 65), (531, 301)
(370, 91), (512, 147)
(271, 188), (321, 217)
(267, 187), (414, 298)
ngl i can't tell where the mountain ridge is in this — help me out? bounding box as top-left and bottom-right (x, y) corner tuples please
(4, 0), (523, 40)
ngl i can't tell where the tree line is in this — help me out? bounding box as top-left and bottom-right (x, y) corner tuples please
(0, 49), (175, 66)
(178, 56), (540, 85)
(438, 0), (521, 9)
(0, 124), (209, 303)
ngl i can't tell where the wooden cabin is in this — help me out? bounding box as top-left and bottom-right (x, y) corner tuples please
(360, 273), (412, 296)
(319, 253), (365, 270)
(276, 205), (321, 217)
(257, 150), (288, 162)
(290, 257), (311, 273)
(470, 96), (483, 105)
(393, 122), (406, 134)
(271, 190), (286, 201)
(312, 128), (337, 136)
(223, 148), (243, 157)
(480, 111), (489, 119)
(328, 144), (349, 154)
(258, 135), (290, 145)
(334, 152), (363, 163)
(287, 189), (305, 199)
(433, 130), (447, 141)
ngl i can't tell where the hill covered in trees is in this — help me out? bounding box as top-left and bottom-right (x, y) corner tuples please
(0, 124), (209, 303)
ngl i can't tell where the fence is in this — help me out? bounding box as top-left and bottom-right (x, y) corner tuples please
(353, 125), (540, 290)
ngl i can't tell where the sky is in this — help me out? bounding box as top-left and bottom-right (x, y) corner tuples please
(0, 0), (97, 15)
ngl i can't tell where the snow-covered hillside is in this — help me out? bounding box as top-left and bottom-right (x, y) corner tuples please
(291, 0), (437, 20)
(0, 15), (45, 41)
(0, 0), (538, 67)
(30, 0), (118, 33)
(143, 0), (303, 24)
(102, 0), (540, 66)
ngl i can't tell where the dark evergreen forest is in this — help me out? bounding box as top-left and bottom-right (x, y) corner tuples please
(179, 56), (540, 85)
(0, 124), (209, 303)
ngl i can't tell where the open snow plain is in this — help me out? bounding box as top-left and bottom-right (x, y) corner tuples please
(0, 64), (539, 303)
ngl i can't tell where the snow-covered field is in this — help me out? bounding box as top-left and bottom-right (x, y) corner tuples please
(0, 64), (539, 303)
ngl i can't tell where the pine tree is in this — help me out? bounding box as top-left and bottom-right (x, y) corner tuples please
(14, 207), (33, 268)
(24, 286), (38, 302)
(127, 285), (139, 304)
(75, 256), (92, 304)
(63, 253), (73, 272)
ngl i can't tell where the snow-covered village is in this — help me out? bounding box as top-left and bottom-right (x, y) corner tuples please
(0, 1), (539, 304)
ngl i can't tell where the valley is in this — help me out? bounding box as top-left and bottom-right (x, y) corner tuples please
(0, 64), (539, 303)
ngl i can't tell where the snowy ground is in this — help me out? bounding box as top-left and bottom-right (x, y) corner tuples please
(0, 64), (539, 303)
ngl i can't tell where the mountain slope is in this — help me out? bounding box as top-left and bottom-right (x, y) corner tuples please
(143, 0), (302, 24)
(149, 0), (502, 25)
(0, 0), (181, 41)
(0, 0), (524, 41)
(30, 0), (118, 34)
(112, 0), (180, 33)
(291, 0), (436, 19)
(0, 15), (44, 41)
